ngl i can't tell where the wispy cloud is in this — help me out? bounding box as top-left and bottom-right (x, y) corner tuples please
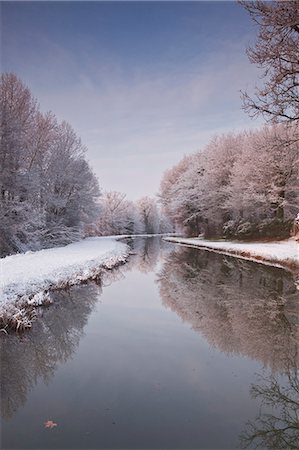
(2, 2), (261, 199)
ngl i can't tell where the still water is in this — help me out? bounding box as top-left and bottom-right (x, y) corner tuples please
(1, 237), (298, 449)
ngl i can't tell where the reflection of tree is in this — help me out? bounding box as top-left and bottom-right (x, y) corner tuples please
(158, 247), (299, 370)
(0, 284), (101, 420)
(240, 363), (299, 449)
(158, 247), (299, 449)
(0, 237), (168, 420)
(125, 237), (162, 273)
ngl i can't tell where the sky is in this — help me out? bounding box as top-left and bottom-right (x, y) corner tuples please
(1, 1), (262, 200)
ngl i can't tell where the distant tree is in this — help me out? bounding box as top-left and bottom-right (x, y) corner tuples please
(137, 196), (160, 234)
(95, 193), (171, 237)
(241, 0), (299, 123)
(96, 191), (140, 236)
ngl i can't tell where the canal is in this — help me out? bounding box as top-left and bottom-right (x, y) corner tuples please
(1, 237), (298, 449)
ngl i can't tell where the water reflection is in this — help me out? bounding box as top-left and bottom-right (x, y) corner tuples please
(241, 363), (299, 449)
(158, 247), (299, 370)
(0, 238), (165, 421)
(1, 283), (103, 420)
(158, 246), (299, 449)
(2, 238), (299, 449)
(124, 236), (170, 273)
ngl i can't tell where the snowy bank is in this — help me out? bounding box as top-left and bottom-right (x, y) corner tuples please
(0, 237), (129, 331)
(163, 237), (299, 271)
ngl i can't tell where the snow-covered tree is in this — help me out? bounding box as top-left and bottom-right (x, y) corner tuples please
(159, 212), (174, 234)
(159, 124), (298, 239)
(197, 133), (241, 236)
(136, 196), (160, 234)
(241, 0), (299, 123)
(224, 124), (299, 238)
(96, 191), (140, 236)
(0, 73), (100, 256)
(159, 154), (199, 233)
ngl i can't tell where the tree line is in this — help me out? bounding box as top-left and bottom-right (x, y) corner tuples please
(93, 192), (172, 237)
(160, 124), (298, 239)
(0, 73), (100, 256)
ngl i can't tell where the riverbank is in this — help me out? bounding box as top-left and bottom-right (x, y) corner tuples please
(0, 237), (129, 332)
(163, 236), (299, 272)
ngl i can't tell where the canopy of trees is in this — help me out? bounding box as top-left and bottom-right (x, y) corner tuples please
(159, 124), (299, 239)
(0, 73), (100, 256)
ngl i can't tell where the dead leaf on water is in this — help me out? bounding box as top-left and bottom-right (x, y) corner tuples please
(44, 420), (58, 429)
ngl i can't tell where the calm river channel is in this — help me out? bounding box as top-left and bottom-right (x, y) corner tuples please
(1, 237), (298, 449)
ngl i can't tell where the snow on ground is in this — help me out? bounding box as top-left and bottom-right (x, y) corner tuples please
(164, 236), (299, 270)
(0, 237), (129, 308)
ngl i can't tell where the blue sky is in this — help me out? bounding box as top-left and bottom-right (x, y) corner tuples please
(1, 1), (261, 199)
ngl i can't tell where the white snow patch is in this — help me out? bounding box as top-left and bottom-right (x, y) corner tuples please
(0, 237), (129, 309)
(164, 237), (299, 270)
(27, 291), (52, 306)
